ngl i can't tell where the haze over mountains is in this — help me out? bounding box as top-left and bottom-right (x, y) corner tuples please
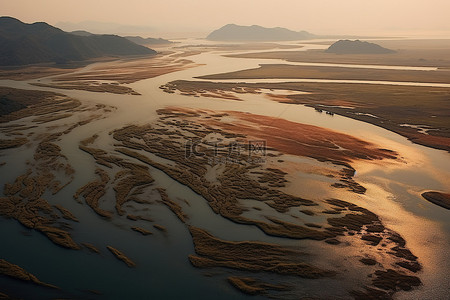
(207, 24), (316, 41)
(0, 16), (398, 67)
(124, 36), (173, 45)
(56, 21), (155, 36)
(326, 40), (395, 54)
(0, 17), (156, 66)
(70, 30), (173, 45)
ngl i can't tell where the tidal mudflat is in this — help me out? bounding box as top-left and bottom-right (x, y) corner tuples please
(1, 38), (449, 300)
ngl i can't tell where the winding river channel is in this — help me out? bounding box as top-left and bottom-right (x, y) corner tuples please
(0, 39), (449, 299)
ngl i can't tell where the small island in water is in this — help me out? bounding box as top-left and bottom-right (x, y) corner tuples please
(326, 39), (396, 54)
(206, 24), (315, 41)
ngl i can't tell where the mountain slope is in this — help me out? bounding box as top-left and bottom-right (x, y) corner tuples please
(325, 40), (395, 54)
(70, 31), (173, 45)
(206, 24), (315, 41)
(0, 16), (156, 66)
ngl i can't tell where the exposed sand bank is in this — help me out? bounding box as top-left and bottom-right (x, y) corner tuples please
(161, 81), (450, 152)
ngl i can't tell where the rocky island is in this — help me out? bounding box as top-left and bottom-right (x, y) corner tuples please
(325, 39), (395, 54)
(206, 24), (315, 41)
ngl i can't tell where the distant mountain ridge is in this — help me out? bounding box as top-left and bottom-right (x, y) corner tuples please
(124, 36), (173, 45)
(207, 24), (315, 41)
(0, 16), (156, 66)
(70, 30), (173, 45)
(326, 40), (395, 54)
(70, 30), (94, 36)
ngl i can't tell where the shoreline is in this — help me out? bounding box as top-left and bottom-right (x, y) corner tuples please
(0, 38), (449, 299)
(161, 80), (450, 152)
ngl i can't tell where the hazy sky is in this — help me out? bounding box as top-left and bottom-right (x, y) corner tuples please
(2, 0), (450, 37)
